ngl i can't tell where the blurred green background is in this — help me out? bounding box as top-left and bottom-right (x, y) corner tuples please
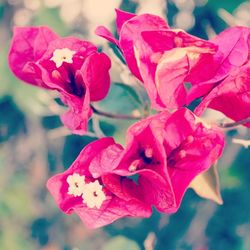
(0, 0), (250, 249)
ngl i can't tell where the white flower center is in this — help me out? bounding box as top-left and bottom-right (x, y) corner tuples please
(67, 173), (85, 197)
(50, 48), (76, 68)
(82, 180), (106, 209)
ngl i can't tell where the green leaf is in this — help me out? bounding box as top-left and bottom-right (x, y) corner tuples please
(99, 82), (142, 113)
(114, 82), (142, 105)
(102, 236), (140, 250)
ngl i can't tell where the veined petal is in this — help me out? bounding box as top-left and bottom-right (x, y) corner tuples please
(8, 26), (58, 87)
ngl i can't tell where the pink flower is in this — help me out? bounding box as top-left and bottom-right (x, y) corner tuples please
(187, 26), (250, 103)
(195, 62), (250, 127)
(96, 9), (167, 81)
(47, 109), (225, 225)
(163, 108), (225, 207)
(9, 26), (111, 134)
(108, 108), (225, 212)
(112, 111), (177, 213)
(96, 9), (217, 110)
(47, 137), (151, 229)
(185, 26), (250, 127)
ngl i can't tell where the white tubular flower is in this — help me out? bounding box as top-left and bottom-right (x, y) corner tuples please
(82, 180), (106, 209)
(67, 173), (85, 197)
(50, 48), (76, 68)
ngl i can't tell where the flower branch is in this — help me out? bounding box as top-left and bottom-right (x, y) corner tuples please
(91, 105), (142, 120)
(218, 117), (250, 128)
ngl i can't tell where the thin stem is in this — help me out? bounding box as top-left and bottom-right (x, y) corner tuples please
(218, 117), (250, 128)
(91, 105), (142, 120)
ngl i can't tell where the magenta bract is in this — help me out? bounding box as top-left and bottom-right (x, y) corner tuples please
(96, 9), (169, 82)
(9, 26), (111, 134)
(163, 108), (225, 206)
(187, 26), (250, 103)
(191, 27), (250, 126)
(96, 9), (217, 110)
(47, 137), (152, 229)
(111, 108), (225, 212)
(47, 109), (225, 227)
(113, 111), (177, 213)
(195, 62), (250, 127)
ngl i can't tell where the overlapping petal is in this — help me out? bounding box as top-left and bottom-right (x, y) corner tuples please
(8, 26), (58, 87)
(8, 26), (111, 134)
(102, 108), (224, 214)
(47, 138), (151, 229)
(164, 108), (225, 207)
(187, 26), (250, 103)
(135, 29), (217, 109)
(96, 10), (218, 110)
(195, 63), (250, 127)
(96, 9), (169, 82)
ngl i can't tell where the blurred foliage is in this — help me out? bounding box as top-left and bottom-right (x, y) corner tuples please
(102, 236), (140, 250)
(0, 0), (250, 250)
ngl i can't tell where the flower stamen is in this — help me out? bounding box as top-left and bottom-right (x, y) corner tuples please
(129, 159), (141, 172)
(144, 147), (153, 159)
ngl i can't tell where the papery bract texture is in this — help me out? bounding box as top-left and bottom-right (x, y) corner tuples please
(9, 26), (111, 134)
(195, 62), (250, 127)
(163, 108), (225, 207)
(8, 26), (59, 87)
(96, 9), (217, 110)
(109, 108), (225, 212)
(47, 137), (152, 229)
(111, 111), (177, 213)
(187, 26), (250, 103)
(192, 27), (250, 126)
(96, 9), (168, 81)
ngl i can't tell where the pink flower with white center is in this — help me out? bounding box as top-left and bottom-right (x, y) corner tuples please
(195, 62), (250, 128)
(47, 137), (151, 229)
(105, 108), (225, 212)
(8, 26), (111, 134)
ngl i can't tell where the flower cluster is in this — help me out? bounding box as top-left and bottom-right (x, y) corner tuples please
(8, 9), (250, 229)
(96, 9), (250, 123)
(9, 26), (111, 134)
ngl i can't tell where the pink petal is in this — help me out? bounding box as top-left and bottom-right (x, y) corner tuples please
(119, 13), (169, 81)
(155, 49), (189, 109)
(163, 108), (225, 208)
(8, 26), (58, 87)
(195, 63), (250, 127)
(137, 169), (177, 213)
(89, 143), (124, 178)
(95, 26), (119, 46)
(136, 29), (217, 110)
(163, 108), (197, 153)
(187, 26), (250, 102)
(59, 71), (91, 134)
(74, 195), (151, 229)
(81, 52), (111, 101)
(115, 8), (136, 34)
